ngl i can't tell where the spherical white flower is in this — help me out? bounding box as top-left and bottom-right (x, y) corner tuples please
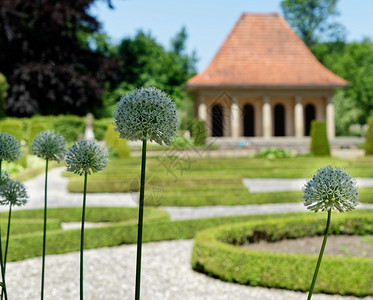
(65, 140), (108, 176)
(30, 130), (66, 162)
(0, 180), (28, 207)
(114, 87), (179, 145)
(0, 133), (21, 163)
(302, 166), (359, 213)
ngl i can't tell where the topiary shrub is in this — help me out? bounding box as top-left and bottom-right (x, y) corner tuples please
(192, 119), (207, 147)
(365, 118), (373, 155)
(0, 119), (24, 141)
(93, 118), (112, 141)
(310, 120), (330, 156)
(54, 115), (85, 142)
(0, 73), (9, 118)
(192, 213), (373, 297)
(105, 124), (130, 158)
(252, 147), (292, 159)
(27, 123), (49, 145)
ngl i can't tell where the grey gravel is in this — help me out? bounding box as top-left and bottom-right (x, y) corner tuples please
(6, 240), (372, 300)
(243, 177), (373, 193)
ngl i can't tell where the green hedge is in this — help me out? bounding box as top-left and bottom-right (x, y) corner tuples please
(192, 213), (373, 297)
(0, 119), (24, 141)
(93, 118), (112, 141)
(27, 123), (48, 145)
(1, 207), (170, 261)
(365, 119), (373, 155)
(192, 119), (207, 147)
(310, 121), (330, 156)
(105, 124), (130, 158)
(1, 206), (323, 262)
(0, 116), (112, 142)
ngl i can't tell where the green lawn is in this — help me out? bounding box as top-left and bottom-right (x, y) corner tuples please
(65, 155), (373, 206)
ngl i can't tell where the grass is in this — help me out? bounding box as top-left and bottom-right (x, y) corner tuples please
(65, 156), (373, 206)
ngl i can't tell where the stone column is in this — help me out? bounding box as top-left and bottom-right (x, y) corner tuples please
(231, 98), (240, 138)
(326, 96), (335, 139)
(294, 96), (304, 138)
(198, 96), (207, 122)
(262, 96), (272, 138)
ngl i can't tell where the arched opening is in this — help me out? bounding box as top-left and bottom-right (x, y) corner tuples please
(243, 104), (255, 137)
(274, 104), (285, 136)
(305, 104), (316, 136)
(212, 104), (224, 137)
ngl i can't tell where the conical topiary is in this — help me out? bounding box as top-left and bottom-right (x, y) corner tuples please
(310, 121), (330, 156)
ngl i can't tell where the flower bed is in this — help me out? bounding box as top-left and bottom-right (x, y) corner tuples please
(191, 213), (373, 297)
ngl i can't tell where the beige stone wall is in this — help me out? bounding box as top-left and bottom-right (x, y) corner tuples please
(195, 89), (333, 138)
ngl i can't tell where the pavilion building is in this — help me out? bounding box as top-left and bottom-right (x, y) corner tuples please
(185, 13), (348, 139)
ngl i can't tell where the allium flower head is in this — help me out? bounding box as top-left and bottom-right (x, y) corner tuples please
(0, 170), (9, 185)
(0, 180), (28, 206)
(114, 87), (179, 145)
(303, 166), (359, 213)
(0, 133), (21, 163)
(30, 130), (66, 162)
(66, 140), (108, 176)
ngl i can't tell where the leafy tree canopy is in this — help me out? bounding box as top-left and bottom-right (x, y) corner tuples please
(0, 73), (9, 118)
(281, 0), (345, 47)
(100, 28), (197, 127)
(312, 39), (373, 131)
(0, 0), (122, 116)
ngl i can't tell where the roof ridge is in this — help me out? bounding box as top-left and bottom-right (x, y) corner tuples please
(187, 13), (347, 88)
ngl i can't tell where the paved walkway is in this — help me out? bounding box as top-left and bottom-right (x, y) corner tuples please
(3, 167), (373, 300)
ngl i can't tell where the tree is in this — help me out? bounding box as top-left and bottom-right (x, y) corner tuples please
(0, 0), (121, 116)
(312, 40), (373, 129)
(0, 73), (9, 118)
(281, 0), (345, 47)
(101, 28), (197, 127)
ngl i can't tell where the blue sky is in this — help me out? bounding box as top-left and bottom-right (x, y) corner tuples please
(90, 0), (373, 72)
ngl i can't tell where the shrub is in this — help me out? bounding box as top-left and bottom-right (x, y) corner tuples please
(252, 147), (292, 159)
(54, 115), (85, 142)
(310, 121), (330, 156)
(93, 118), (112, 141)
(104, 124), (130, 158)
(0, 73), (9, 118)
(170, 135), (193, 149)
(192, 119), (207, 147)
(0, 119), (24, 141)
(192, 214), (373, 297)
(365, 119), (373, 155)
(27, 123), (49, 145)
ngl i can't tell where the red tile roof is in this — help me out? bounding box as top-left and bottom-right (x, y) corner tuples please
(187, 13), (347, 88)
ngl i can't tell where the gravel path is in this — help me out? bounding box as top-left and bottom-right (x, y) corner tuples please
(12, 167), (373, 220)
(3, 167), (373, 299)
(6, 240), (372, 300)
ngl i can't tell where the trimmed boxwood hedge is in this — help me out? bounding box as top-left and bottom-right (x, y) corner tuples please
(1, 207), (170, 261)
(192, 213), (373, 297)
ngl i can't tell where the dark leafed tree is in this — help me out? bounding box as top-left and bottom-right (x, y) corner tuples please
(0, 0), (121, 116)
(281, 0), (345, 47)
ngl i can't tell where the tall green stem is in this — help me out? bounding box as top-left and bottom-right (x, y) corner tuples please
(80, 172), (88, 300)
(3, 205), (12, 272)
(0, 160), (7, 300)
(0, 204), (11, 300)
(41, 158), (48, 300)
(135, 139), (147, 300)
(307, 210), (332, 300)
